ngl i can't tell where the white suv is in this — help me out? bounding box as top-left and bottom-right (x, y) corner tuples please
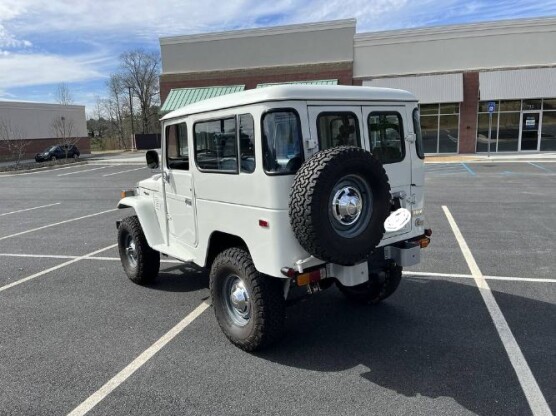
(116, 85), (431, 351)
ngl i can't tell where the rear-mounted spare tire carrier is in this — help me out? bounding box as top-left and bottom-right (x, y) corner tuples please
(289, 146), (391, 266)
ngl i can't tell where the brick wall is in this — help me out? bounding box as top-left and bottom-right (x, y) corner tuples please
(459, 72), (479, 153)
(160, 61), (354, 104)
(0, 137), (90, 160)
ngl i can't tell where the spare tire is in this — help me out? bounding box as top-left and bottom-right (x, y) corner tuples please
(289, 146), (391, 266)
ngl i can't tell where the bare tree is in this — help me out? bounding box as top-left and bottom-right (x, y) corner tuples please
(0, 118), (31, 168)
(52, 83), (79, 159)
(106, 74), (129, 149)
(55, 83), (73, 106)
(119, 49), (160, 134)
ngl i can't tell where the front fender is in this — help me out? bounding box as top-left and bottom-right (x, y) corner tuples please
(118, 196), (165, 247)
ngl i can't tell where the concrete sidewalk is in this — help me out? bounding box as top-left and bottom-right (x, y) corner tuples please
(425, 152), (556, 163)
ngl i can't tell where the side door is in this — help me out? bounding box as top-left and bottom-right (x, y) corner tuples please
(307, 106), (365, 155)
(362, 105), (412, 238)
(163, 121), (197, 249)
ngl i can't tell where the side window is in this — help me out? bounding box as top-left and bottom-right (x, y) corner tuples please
(239, 114), (255, 173)
(194, 117), (238, 172)
(368, 112), (405, 164)
(317, 112), (361, 149)
(262, 110), (304, 174)
(413, 108), (425, 159)
(166, 122), (189, 170)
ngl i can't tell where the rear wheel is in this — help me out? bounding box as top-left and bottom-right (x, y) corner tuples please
(210, 248), (285, 351)
(51, 156), (57, 162)
(117, 216), (160, 284)
(337, 262), (403, 304)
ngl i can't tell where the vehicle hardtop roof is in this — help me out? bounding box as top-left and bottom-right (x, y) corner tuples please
(161, 85), (417, 121)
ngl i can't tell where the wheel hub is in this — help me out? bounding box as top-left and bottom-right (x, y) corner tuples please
(125, 236), (138, 266)
(224, 276), (251, 326)
(332, 186), (363, 225)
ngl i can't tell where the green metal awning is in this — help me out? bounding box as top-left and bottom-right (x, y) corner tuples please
(256, 79), (338, 88)
(160, 85), (245, 114)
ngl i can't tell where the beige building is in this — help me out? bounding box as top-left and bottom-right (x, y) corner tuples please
(0, 101), (89, 159)
(159, 16), (556, 154)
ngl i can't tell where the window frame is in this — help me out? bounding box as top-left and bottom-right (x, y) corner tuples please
(193, 115), (239, 174)
(367, 111), (406, 164)
(413, 108), (425, 159)
(165, 121), (190, 171)
(238, 113), (256, 174)
(316, 111), (361, 150)
(260, 107), (305, 176)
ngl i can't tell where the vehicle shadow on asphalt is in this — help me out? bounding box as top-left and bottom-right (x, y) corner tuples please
(147, 264), (209, 293)
(256, 278), (554, 416)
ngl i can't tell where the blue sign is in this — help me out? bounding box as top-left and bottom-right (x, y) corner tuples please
(488, 101), (496, 113)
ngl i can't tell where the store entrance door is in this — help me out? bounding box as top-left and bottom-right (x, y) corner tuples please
(520, 112), (540, 151)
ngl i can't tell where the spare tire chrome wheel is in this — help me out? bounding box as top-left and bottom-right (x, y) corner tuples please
(289, 146), (391, 266)
(329, 175), (372, 238)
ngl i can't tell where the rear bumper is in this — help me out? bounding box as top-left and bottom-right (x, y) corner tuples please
(385, 243), (420, 267)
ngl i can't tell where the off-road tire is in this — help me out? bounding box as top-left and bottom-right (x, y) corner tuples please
(337, 262), (403, 304)
(210, 248), (285, 351)
(289, 146), (391, 265)
(117, 216), (160, 284)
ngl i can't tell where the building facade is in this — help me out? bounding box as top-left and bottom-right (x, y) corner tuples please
(159, 17), (556, 154)
(0, 101), (89, 160)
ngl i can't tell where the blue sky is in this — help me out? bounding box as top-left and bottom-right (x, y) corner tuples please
(1, 0), (556, 114)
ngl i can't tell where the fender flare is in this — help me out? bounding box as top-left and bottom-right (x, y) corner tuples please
(117, 196), (165, 247)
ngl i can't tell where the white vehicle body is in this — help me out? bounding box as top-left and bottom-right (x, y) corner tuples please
(118, 85), (426, 287)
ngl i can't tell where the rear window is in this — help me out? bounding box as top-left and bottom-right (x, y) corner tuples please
(368, 112), (405, 164)
(262, 110), (304, 174)
(317, 112), (361, 149)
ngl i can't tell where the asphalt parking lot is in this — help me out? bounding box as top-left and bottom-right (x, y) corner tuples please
(0, 159), (554, 416)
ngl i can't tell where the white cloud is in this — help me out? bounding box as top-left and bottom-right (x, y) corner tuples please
(0, 53), (104, 89)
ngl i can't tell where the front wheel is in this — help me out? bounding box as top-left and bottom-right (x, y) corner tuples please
(117, 216), (160, 284)
(210, 248), (285, 351)
(337, 262), (403, 304)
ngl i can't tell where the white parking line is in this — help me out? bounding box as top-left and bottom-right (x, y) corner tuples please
(0, 208), (117, 241)
(0, 253), (182, 264)
(103, 167), (146, 177)
(0, 163), (87, 177)
(0, 244), (116, 293)
(443, 205), (552, 416)
(58, 166), (111, 176)
(404, 271), (556, 283)
(0, 202), (61, 217)
(67, 300), (211, 416)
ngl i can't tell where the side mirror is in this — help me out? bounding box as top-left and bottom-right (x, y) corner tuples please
(146, 150), (159, 169)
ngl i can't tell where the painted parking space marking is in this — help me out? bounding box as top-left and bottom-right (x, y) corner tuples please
(0, 162), (88, 177)
(425, 163), (474, 177)
(0, 244), (116, 294)
(443, 205), (552, 416)
(0, 208), (117, 241)
(0, 253), (182, 264)
(103, 167), (147, 177)
(528, 162), (552, 172)
(0, 202), (61, 217)
(67, 300), (211, 416)
(58, 166), (111, 176)
(460, 163), (476, 176)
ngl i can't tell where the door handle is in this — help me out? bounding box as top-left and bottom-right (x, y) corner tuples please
(185, 197), (192, 206)
(162, 171), (170, 182)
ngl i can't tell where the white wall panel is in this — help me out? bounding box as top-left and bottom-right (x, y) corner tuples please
(161, 20), (355, 74)
(479, 68), (556, 100)
(0, 102), (87, 139)
(363, 73), (463, 103)
(354, 18), (556, 78)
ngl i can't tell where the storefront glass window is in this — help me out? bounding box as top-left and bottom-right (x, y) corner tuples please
(543, 99), (556, 110)
(523, 100), (541, 111)
(418, 102), (460, 153)
(497, 113), (520, 151)
(540, 111), (556, 151)
(476, 113), (498, 153)
(499, 100), (521, 112)
(420, 115), (438, 153)
(438, 115), (458, 153)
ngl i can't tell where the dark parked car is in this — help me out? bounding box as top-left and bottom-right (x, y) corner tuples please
(35, 144), (80, 162)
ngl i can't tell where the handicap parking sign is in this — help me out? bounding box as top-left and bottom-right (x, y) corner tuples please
(488, 101), (496, 113)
